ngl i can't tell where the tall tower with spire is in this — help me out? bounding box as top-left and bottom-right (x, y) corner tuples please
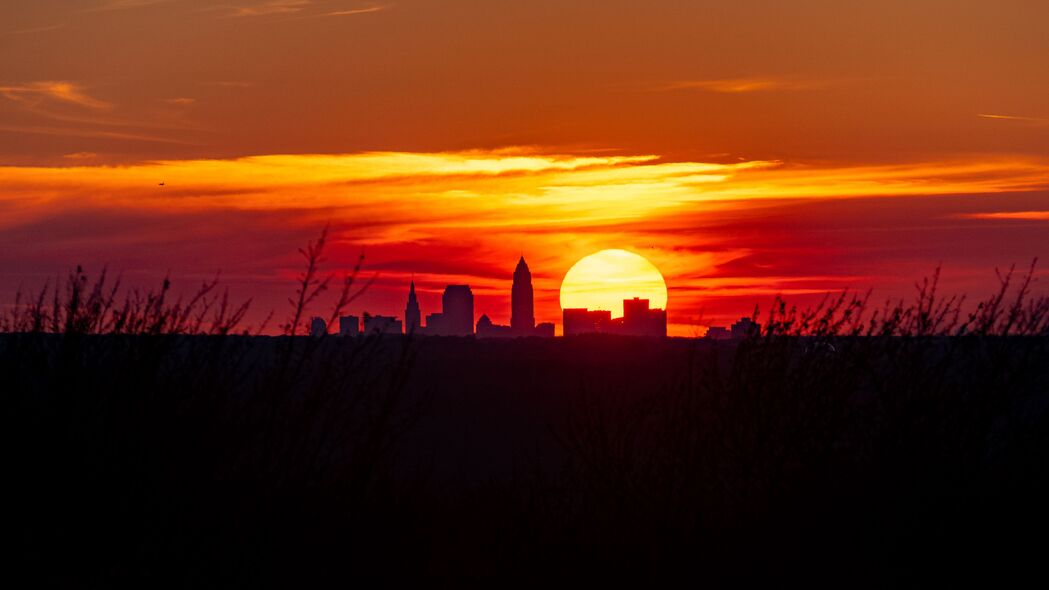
(405, 280), (421, 334)
(511, 256), (535, 334)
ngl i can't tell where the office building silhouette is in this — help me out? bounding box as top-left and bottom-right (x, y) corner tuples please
(338, 315), (359, 336)
(405, 281), (421, 334)
(563, 297), (666, 337)
(363, 314), (402, 335)
(563, 308), (612, 335)
(476, 314), (512, 338)
(309, 316), (327, 337)
(422, 285), (473, 336)
(474, 256), (555, 338)
(441, 285), (474, 336)
(424, 312), (445, 335)
(511, 256), (535, 335)
(619, 297), (667, 337)
(534, 322), (555, 338)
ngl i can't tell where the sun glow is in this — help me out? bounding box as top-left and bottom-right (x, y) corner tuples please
(559, 250), (668, 317)
(1, 149), (1047, 335)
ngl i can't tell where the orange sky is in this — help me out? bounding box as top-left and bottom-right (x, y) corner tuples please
(2, 1), (1048, 334)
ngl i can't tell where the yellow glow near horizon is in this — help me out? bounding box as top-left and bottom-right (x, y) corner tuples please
(2, 153), (1045, 213)
(560, 250), (668, 317)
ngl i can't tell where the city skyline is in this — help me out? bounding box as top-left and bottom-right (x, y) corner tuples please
(310, 253), (680, 338)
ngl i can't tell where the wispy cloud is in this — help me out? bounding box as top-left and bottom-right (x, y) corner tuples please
(956, 211), (1049, 221)
(323, 4), (386, 16)
(218, 1), (387, 19)
(86, 0), (177, 12)
(227, 0), (312, 17)
(63, 152), (101, 160)
(0, 81), (111, 110)
(2, 23), (66, 36)
(310, 5), (387, 18)
(0, 81), (200, 141)
(978, 113), (1049, 124)
(200, 80), (254, 88)
(654, 77), (819, 93)
(164, 97), (197, 106)
(0, 124), (193, 144)
(0, 80), (201, 150)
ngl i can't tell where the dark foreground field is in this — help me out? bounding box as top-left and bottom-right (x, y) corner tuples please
(5, 331), (1049, 584)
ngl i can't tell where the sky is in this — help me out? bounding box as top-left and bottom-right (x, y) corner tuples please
(2, 0), (1048, 335)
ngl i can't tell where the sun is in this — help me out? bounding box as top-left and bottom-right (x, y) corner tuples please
(559, 249), (668, 317)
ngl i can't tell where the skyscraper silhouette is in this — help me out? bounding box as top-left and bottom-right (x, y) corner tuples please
(511, 256), (535, 334)
(405, 280), (421, 334)
(442, 285), (474, 336)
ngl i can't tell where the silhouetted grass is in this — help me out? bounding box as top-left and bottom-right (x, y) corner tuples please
(4, 256), (1049, 584)
(2, 231), (423, 584)
(545, 263), (1049, 583)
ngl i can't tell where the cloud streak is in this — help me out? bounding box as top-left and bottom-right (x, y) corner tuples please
(227, 0), (312, 17)
(85, 0), (177, 12)
(324, 5), (385, 16)
(220, 1), (388, 19)
(957, 211), (1049, 221)
(0, 80), (202, 148)
(0, 81), (111, 110)
(2, 23), (66, 36)
(978, 113), (1049, 125)
(654, 77), (819, 93)
(0, 124), (195, 144)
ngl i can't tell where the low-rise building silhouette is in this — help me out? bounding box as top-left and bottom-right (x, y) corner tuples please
(338, 315), (359, 336)
(423, 312), (445, 335)
(703, 318), (759, 340)
(477, 316), (556, 338)
(309, 316), (327, 337)
(563, 308), (612, 335)
(617, 297), (667, 337)
(476, 314), (513, 338)
(731, 316), (759, 339)
(705, 326), (731, 340)
(363, 314), (402, 335)
(563, 298), (667, 337)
